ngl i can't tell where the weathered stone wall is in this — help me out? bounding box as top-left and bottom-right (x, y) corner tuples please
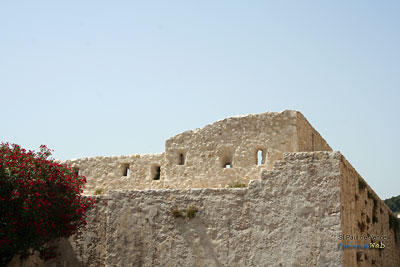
(65, 153), (166, 195)
(105, 152), (342, 266)
(9, 111), (399, 267)
(66, 150), (283, 195)
(43, 152), (341, 267)
(13, 151), (400, 267)
(163, 111), (299, 191)
(68, 111), (332, 195)
(12, 152), (343, 267)
(340, 156), (400, 267)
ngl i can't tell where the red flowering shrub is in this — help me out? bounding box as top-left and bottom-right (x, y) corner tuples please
(0, 143), (94, 266)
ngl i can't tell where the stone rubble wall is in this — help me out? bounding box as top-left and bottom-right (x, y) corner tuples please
(66, 150), (284, 195)
(65, 154), (166, 195)
(163, 111), (299, 192)
(13, 151), (400, 267)
(25, 151), (343, 267)
(67, 111), (332, 195)
(340, 156), (400, 267)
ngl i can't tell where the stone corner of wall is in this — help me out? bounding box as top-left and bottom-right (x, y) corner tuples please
(280, 109), (298, 117)
(295, 111), (333, 152)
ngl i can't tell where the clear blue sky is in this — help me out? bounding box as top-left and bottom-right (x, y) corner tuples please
(1, 1), (399, 199)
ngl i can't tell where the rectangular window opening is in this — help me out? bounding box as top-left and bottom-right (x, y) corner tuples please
(221, 149), (234, 168)
(178, 152), (185, 165)
(257, 149), (264, 165)
(123, 164), (130, 176)
(152, 165), (161, 180)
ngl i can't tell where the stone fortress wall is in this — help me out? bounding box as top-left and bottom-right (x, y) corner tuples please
(10, 110), (400, 267)
(340, 157), (400, 266)
(66, 111), (331, 194)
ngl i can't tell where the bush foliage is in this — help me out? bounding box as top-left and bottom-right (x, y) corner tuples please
(0, 143), (94, 266)
(384, 195), (400, 213)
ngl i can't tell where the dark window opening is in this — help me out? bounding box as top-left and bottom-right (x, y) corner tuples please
(153, 166), (161, 180)
(178, 153), (185, 165)
(222, 149), (233, 168)
(311, 132), (315, 151)
(257, 149), (264, 165)
(123, 164), (130, 176)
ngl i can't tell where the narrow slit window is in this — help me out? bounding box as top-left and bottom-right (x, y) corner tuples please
(123, 164), (130, 176)
(152, 165), (161, 180)
(257, 149), (264, 165)
(311, 133), (315, 151)
(178, 153), (185, 165)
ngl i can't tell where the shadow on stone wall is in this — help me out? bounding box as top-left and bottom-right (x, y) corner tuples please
(8, 239), (80, 267)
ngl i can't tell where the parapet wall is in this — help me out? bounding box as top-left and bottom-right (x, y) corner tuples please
(65, 153), (166, 195)
(67, 111), (331, 195)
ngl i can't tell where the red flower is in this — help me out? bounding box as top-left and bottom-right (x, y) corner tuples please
(0, 143), (94, 265)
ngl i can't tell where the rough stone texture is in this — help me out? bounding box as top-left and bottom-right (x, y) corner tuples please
(104, 152), (342, 267)
(340, 157), (400, 266)
(66, 111), (331, 195)
(65, 153), (166, 195)
(13, 152), (342, 267)
(9, 111), (400, 267)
